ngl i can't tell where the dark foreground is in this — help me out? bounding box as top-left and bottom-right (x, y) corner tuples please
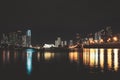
(0, 48), (120, 80)
(1, 67), (120, 80)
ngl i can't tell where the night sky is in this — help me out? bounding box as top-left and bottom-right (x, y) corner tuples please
(0, 0), (120, 44)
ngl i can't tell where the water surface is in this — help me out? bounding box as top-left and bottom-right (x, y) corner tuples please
(0, 48), (120, 80)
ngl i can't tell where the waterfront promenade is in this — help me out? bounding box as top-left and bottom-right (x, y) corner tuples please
(84, 42), (120, 48)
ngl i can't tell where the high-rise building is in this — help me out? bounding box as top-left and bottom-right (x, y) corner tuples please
(69, 40), (73, 46)
(64, 41), (67, 46)
(22, 35), (27, 47)
(98, 31), (102, 40)
(26, 30), (31, 47)
(17, 30), (22, 46)
(61, 41), (64, 47)
(55, 37), (62, 47)
(0, 30), (32, 48)
(1, 33), (8, 44)
(55, 40), (58, 47)
(57, 37), (61, 46)
(8, 32), (17, 45)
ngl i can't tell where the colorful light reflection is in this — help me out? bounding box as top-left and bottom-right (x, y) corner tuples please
(26, 49), (33, 75)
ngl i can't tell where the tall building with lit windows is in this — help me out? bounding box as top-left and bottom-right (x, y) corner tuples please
(22, 35), (27, 47)
(55, 37), (61, 47)
(26, 30), (31, 47)
(54, 37), (68, 47)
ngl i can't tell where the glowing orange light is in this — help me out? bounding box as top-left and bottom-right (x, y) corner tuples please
(100, 39), (104, 43)
(44, 52), (54, 61)
(100, 49), (104, 69)
(89, 40), (94, 44)
(114, 49), (118, 71)
(69, 52), (79, 62)
(107, 38), (111, 42)
(113, 37), (118, 42)
(107, 49), (112, 70)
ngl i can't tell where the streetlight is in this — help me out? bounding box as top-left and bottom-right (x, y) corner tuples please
(107, 38), (111, 42)
(100, 39), (104, 43)
(113, 36), (118, 42)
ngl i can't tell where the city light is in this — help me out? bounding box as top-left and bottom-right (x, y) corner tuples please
(113, 36), (118, 42)
(107, 38), (111, 42)
(1, 0), (120, 79)
(44, 52), (54, 61)
(94, 40), (98, 43)
(69, 45), (77, 49)
(43, 44), (55, 48)
(89, 40), (94, 44)
(100, 49), (104, 69)
(0, 27), (120, 50)
(27, 30), (31, 36)
(69, 52), (79, 63)
(100, 39), (104, 43)
(26, 49), (34, 75)
(113, 49), (119, 71)
(107, 49), (112, 70)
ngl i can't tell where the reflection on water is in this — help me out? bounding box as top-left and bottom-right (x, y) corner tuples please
(37, 52), (40, 62)
(2, 50), (6, 64)
(1, 47), (120, 79)
(83, 48), (99, 68)
(107, 49), (112, 70)
(44, 52), (54, 61)
(83, 48), (89, 65)
(113, 49), (119, 71)
(100, 48), (104, 69)
(2, 50), (10, 64)
(26, 49), (34, 75)
(83, 48), (120, 72)
(14, 51), (17, 61)
(69, 52), (79, 63)
(7, 50), (10, 63)
(95, 49), (98, 67)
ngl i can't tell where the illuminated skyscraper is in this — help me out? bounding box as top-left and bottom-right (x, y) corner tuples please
(55, 37), (61, 47)
(64, 41), (67, 46)
(55, 37), (62, 47)
(57, 37), (61, 46)
(54, 37), (68, 47)
(26, 30), (31, 47)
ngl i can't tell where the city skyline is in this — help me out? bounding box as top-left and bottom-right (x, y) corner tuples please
(0, 26), (119, 46)
(1, 1), (120, 80)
